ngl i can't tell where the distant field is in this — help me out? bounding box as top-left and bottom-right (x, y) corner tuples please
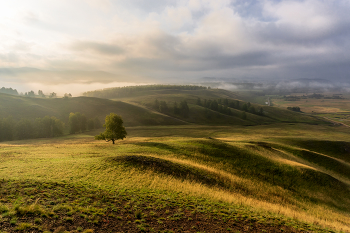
(1, 123), (350, 232)
(271, 94), (350, 126)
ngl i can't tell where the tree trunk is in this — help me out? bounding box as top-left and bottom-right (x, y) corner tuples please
(112, 139), (115, 144)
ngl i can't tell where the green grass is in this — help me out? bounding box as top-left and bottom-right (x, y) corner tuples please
(0, 93), (185, 127)
(1, 123), (350, 232)
(0, 87), (327, 130)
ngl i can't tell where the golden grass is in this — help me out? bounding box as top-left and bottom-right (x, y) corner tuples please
(1, 124), (350, 232)
(272, 98), (350, 114)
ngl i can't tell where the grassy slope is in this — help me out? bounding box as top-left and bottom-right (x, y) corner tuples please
(0, 93), (185, 127)
(0, 87), (326, 127)
(112, 88), (326, 125)
(1, 124), (350, 232)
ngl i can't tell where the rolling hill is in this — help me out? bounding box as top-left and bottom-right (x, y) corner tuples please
(0, 85), (350, 232)
(0, 85), (326, 127)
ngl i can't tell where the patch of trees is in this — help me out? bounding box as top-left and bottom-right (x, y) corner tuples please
(153, 99), (190, 118)
(283, 96), (301, 101)
(83, 85), (208, 99)
(0, 87), (18, 95)
(287, 107), (301, 112)
(0, 116), (64, 141)
(197, 98), (264, 118)
(69, 112), (102, 134)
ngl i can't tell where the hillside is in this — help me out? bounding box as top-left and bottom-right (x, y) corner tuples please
(85, 85), (326, 126)
(1, 87), (326, 129)
(1, 123), (350, 232)
(0, 93), (185, 127)
(0, 86), (349, 232)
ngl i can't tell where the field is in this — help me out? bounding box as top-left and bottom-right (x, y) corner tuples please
(271, 94), (350, 126)
(1, 86), (350, 232)
(1, 123), (350, 232)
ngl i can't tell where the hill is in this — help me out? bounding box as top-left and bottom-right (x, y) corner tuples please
(82, 85), (326, 126)
(0, 123), (350, 232)
(0, 93), (185, 127)
(1, 86), (326, 129)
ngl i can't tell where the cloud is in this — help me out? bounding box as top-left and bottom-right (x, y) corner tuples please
(0, 67), (134, 84)
(1, 0), (350, 88)
(69, 41), (124, 56)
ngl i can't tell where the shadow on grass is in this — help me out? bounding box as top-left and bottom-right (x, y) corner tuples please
(107, 155), (233, 190)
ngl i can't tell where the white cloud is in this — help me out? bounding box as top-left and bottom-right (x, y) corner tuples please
(262, 0), (338, 38)
(0, 0), (350, 87)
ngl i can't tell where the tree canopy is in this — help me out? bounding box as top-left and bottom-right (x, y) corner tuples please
(95, 113), (127, 144)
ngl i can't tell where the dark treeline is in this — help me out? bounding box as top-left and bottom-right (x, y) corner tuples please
(0, 87), (18, 95)
(83, 85), (208, 99)
(0, 113), (102, 142)
(68, 112), (102, 134)
(197, 98), (264, 118)
(153, 99), (190, 118)
(0, 116), (64, 141)
(0, 87), (72, 98)
(287, 107), (301, 112)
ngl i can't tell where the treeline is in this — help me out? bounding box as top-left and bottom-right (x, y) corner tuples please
(197, 98), (264, 117)
(0, 87), (18, 95)
(0, 87), (72, 98)
(153, 99), (190, 118)
(0, 116), (64, 141)
(83, 85), (208, 99)
(287, 107), (301, 112)
(68, 112), (102, 134)
(0, 113), (102, 142)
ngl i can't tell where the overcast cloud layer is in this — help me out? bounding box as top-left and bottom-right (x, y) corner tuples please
(1, 0), (350, 94)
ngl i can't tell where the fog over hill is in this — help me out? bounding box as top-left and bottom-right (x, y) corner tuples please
(196, 78), (350, 94)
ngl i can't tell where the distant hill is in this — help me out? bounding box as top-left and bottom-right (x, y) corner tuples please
(0, 93), (184, 127)
(83, 85), (326, 125)
(0, 85), (327, 127)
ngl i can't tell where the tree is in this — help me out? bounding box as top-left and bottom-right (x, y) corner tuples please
(259, 107), (264, 116)
(38, 90), (45, 98)
(49, 92), (57, 98)
(94, 117), (102, 128)
(95, 113), (127, 144)
(159, 101), (168, 113)
(180, 100), (190, 118)
(0, 117), (15, 141)
(69, 112), (87, 133)
(15, 119), (34, 139)
(249, 106), (256, 114)
(27, 90), (35, 97)
(154, 99), (159, 109)
(63, 93), (72, 99)
(69, 113), (79, 134)
(173, 102), (180, 115)
(87, 119), (95, 130)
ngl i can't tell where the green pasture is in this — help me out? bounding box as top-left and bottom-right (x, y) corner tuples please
(1, 124), (350, 232)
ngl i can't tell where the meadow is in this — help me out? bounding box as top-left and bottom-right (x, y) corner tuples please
(271, 94), (350, 126)
(1, 123), (350, 232)
(1, 86), (350, 232)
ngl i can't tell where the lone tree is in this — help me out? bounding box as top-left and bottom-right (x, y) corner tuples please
(95, 113), (127, 144)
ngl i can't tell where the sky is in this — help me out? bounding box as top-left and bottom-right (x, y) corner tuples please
(1, 0), (350, 95)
